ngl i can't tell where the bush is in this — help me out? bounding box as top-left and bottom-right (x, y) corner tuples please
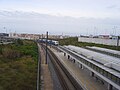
(2, 48), (21, 59)
(0, 47), (2, 54)
(0, 40), (38, 90)
(15, 39), (23, 46)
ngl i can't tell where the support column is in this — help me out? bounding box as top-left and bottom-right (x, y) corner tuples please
(80, 64), (82, 69)
(108, 84), (113, 90)
(68, 55), (70, 59)
(81, 64), (84, 69)
(79, 64), (82, 69)
(64, 53), (66, 56)
(95, 77), (98, 81)
(90, 72), (94, 77)
(73, 59), (75, 63)
(78, 64), (80, 68)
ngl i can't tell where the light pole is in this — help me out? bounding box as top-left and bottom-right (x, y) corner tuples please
(3, 27), (7, 33)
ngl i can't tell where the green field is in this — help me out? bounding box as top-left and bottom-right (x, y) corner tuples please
(59, 37), (120, 51)
(0, 39), (38, 90)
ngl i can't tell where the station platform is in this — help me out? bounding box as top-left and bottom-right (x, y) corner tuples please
(49, 47), (107, 90)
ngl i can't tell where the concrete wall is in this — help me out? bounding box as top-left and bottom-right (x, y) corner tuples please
(78, 37), (120, 46)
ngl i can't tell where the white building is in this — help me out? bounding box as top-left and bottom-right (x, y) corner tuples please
(78, 37), (120, 46)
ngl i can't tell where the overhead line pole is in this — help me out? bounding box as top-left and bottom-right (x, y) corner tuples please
(42, 34), (43, 41)
(117, 36), (120, 49)
(46, 31), (48, 64)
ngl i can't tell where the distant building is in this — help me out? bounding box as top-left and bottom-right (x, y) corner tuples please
(98, 35), (110, 39)
(0, 33), (14, 44)
(48, 35), (63, 39)
(0, 33), (9, 37)
(111, 36), (118, 40)
(10, 33), (41, 40)
(78, 36), (120, 46)
(9, 33), (71, 40)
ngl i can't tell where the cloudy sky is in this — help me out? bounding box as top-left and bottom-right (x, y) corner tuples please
(0, 0), (120, 35)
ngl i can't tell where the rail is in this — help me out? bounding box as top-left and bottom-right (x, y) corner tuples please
(42, 44), (83, 90)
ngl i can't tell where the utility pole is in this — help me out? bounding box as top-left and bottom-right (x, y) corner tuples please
(45, 31), (48, 64)
(42, 34), (43, 40)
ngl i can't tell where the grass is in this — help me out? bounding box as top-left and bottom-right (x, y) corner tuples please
(59, 37), (120, 51)
(0, 39), (38, 90)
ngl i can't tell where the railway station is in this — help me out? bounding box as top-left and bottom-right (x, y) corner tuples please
(49, 47), (107, 90)
(58, 45), (120, 90)
(1, 0), (120, 90)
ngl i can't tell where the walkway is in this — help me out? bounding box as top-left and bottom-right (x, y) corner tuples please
(38, 44), (53, 90)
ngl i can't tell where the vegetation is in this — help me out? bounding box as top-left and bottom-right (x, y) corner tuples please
(59, 37), (120, 51)
(0, 39), (38, 90)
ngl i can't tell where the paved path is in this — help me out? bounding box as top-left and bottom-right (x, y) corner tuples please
(39, 44), (53, 90)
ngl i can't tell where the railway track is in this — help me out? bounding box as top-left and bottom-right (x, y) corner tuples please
(41, 44), (83, 90)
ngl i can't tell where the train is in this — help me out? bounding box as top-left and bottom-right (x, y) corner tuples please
(38, 39), (59, 46)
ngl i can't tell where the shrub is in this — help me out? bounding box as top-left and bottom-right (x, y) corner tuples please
(2, 48), (21, 59)
(0, 47), (2, 54)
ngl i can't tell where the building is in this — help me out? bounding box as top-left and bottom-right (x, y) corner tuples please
(78, 36), (120, 46)
(0, 33), (9, 37)
(0, 33), (14, 44)
(10, 33), (41, 40)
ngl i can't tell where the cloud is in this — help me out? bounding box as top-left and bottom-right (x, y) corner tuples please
(107, 5), (117, 9)
(107, 4), (120, 11)
(0, 10), (120, 35)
